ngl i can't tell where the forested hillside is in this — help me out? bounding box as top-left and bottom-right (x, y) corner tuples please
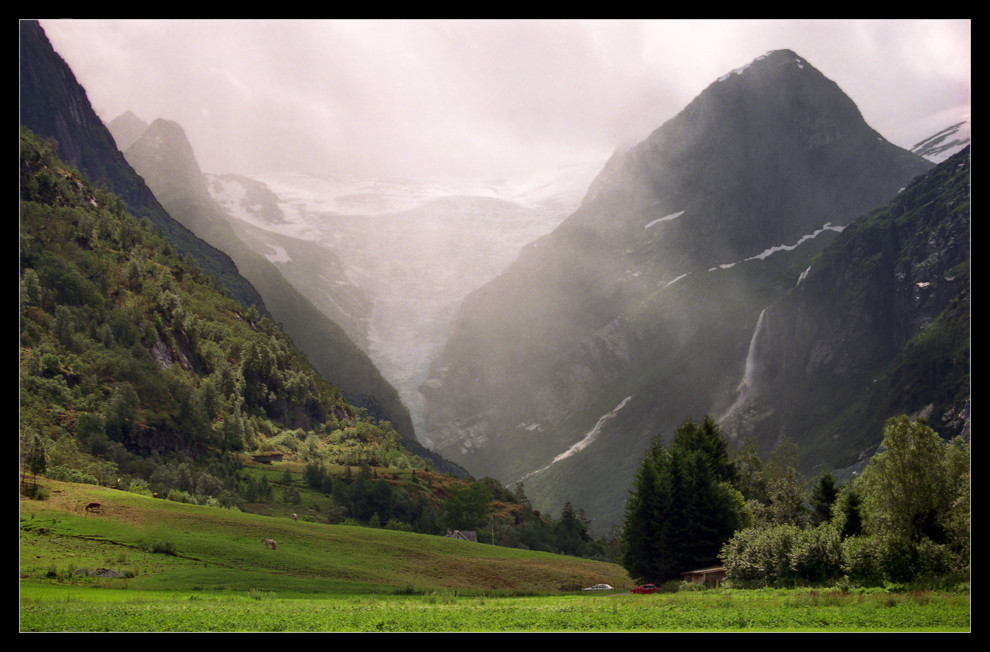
(19, 20), (265, 315)
(19, 20), (437, 473)
(19, 127), (418, 496)
(19, 127), (616, 557)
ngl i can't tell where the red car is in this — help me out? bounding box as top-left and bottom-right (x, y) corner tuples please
(631, 584), (658, 594)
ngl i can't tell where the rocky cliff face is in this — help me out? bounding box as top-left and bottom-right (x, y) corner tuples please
(727, 147), (971, 468)
(421, 49), (938, 529)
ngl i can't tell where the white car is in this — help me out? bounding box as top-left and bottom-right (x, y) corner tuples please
(582, 583), (614, 591)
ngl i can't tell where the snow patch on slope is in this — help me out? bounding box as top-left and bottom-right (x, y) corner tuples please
(709, 222), (845, 271)
(516, 396), (633, 484)
(645, 210), (685, 229)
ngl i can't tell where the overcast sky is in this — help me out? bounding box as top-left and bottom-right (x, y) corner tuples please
(38, 19), (970, 182)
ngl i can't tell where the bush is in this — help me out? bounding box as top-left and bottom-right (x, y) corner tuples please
(127, 479), (153, 496)
(913, 538), (953, 578)
(877, 536), (915, 584)
(45, 465), (99, 485)
(166, 488), (197, 504)
(21, 483), (49, 501)
(721, 524), (801, 586)
(842, 535), (884, 585)
(789, 523), (844, 583)
(149, 540), (177, 556)
(385, 518), (414, 532)
(842, 534), (939, 585)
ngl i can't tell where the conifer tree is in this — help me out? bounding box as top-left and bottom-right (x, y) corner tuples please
(810, 471), (839, 525)
(620, 417), (745, 582)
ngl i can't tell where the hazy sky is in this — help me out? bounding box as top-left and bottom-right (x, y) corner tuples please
(37, 19), (970, 182)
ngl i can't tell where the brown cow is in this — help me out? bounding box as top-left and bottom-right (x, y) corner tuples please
(85, 502), (101, 514)
(261, 538), (277, 550)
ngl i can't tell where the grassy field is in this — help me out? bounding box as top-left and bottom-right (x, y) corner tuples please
(20, 478), (971, 632)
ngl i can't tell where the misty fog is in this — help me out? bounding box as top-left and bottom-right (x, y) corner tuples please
(209, 164), (602, 444)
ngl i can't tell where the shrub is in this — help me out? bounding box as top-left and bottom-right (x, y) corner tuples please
(45, 465), (99, 485)
(842, 534), (934, 585)
(21, 482), (50, 500)
(877, 536), (915, 584)
(842, 535), (884, 585)
(127, 479), (153, 496)
(913, 538), (953, 579)
(149, 540), (177, 556)
(166, 488), (196, 504)
(247, 589), (275, 600)
(385, 518), (414, 532)
(789, 523), (844, 583)
(721, 524), (801, 586)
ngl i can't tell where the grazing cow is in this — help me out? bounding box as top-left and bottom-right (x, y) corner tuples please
(261, 538), (277, 550)
(291, 513), (297, 521)
(85, 502), (101, 514)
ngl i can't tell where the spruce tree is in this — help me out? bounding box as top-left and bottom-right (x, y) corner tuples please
(810, 471), (839, 525)
(620, 418), (744, 582)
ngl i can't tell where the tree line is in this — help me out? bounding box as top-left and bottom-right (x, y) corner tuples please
(299, 461), (613, 559)
(620, 415), (969, 587)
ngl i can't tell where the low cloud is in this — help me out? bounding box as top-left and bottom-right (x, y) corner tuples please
(39, 19), (970, 182)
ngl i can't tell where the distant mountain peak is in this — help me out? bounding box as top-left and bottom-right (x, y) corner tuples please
(126, 117), (208, 193)
(582, 49), (929, 258)
(422, 46), (936, 530)
(716, 48), (809, 82)
(106, 110), (149, 151)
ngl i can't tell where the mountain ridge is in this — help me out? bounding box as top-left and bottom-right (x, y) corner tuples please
(420, 48), (941, 530)
(108, 113), (467, 473)
(18, 20), (267, 316)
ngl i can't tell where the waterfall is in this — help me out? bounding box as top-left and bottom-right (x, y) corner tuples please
(719, 307), (767, 424)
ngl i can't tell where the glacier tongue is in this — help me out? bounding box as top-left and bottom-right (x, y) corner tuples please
(210, 165), (601, 444)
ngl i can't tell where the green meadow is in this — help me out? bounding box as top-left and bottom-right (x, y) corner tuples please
(20, 478), (970, 633)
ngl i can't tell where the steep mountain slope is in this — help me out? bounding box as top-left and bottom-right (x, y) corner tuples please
(726, 146), (971, 470)
(20, 19), (455, 474)
(111, 116), (458, 472)
(18, 20), (265, 315)
(421, 50), (936, 529)
(204, 164), (599, 446)
(911, 120), (971, 163)
(19, 126), (426, 493)
(201, 174), (375, 351)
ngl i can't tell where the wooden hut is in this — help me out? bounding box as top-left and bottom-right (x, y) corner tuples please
(445, 529), (478, 542)
(681, 566), (726, 587)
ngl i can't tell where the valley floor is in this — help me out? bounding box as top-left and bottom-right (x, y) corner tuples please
(20, 582), (970, 633)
